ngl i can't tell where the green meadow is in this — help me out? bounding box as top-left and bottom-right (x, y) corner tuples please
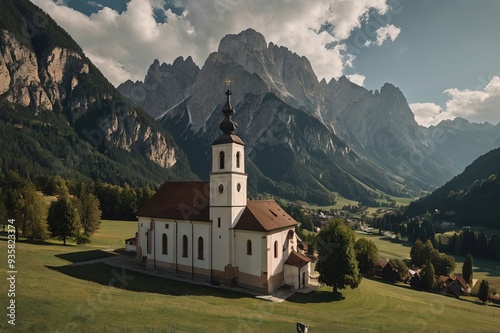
(1, 221), (499, 332)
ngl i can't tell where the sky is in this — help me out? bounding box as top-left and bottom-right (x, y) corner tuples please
(32, 0), (500, 127)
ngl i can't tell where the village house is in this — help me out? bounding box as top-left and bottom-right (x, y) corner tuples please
(130, 89), (311, 294)
(438, 273), (471, 298)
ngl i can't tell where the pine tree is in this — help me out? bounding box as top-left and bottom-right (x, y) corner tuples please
(462, 253), (473, 285)
(21, 183), (50, 241)
(410, 239), (424, 267)
(47, 196), (80, 245)
(420, 263), (436, 290)
(316, 219), (361, 296)
(77, 186), (102, 238)
(354, 238), (378, 277)
(478, 280), (490, 304)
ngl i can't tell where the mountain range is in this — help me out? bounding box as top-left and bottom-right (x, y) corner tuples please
(118, 28), (500, 203)
(1, 1), (499, 204)
(0, 0), (194, 187)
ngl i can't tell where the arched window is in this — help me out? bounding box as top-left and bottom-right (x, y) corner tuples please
(236, 151), (240, 168)
(198, 237), (204, 260)
(274, 241), (278, 258)
(182, 235), (188, 258)
(162, 233), (168, 255)
(219, 151), (225, 169)
(247, 239), (252, 255)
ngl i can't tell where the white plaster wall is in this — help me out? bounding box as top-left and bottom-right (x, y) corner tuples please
(138, 218), (211, 271)
(176, 220), (193, 267)
(209, 174), (247, 208)
(284, 264), (310, 289)
(137, 217), (150, 258)
(210, 143), (247, 209)
(146, 219), (171, 263)
(267, 228), (295, 277)
(211, 143), (245, 172)
(192, 222), (211, 270)
(300, 265), (310, 288)
(234, 230), (265, 276)
(284, 264), (299, 289)
(211, 207), (232, 271)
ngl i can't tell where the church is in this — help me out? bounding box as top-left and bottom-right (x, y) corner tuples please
(133, 89), (311, 294)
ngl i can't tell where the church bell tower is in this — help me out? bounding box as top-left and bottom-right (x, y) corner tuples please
(210, 89), (247, 273)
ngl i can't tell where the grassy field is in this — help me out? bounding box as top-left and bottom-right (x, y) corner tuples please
(1, 221), (499, 332)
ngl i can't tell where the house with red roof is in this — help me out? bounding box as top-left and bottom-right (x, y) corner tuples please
(133, 90), (310, 294)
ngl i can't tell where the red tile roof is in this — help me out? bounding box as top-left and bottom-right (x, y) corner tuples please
(234, 200), (298, 232)
(454, 274), (469, 289)
(285, 251), (311, 268)
(135, 182), (210, 221)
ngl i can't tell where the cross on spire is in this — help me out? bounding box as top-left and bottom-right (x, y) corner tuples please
(219, 89), (237, 134)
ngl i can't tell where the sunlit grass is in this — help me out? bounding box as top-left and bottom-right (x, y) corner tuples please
(0, 220), (498, 332)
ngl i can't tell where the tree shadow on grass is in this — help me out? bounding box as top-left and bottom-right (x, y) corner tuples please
(0, 236), (77, 247)
(451, 254), (500, 277)
(287, 289), (346, 303)
(55, 249), (117, 263)
(47, 262), (252, 300)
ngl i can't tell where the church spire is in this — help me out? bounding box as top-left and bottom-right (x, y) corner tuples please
(212, 88), (244, 146)
(219, 89), (237, 134)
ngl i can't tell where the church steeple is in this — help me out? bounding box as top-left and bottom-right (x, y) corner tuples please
(219, 90), (237, 134)
(212, 89), (244, 146)
(210, 88), (248, 273)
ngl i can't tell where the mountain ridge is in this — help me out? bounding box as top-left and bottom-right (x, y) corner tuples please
(118, 29), (500, 202)
(0, 0), (195, 186)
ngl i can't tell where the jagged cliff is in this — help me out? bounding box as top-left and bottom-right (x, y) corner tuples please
(0, 0), (193, 185)
(118, 28), (500, 201)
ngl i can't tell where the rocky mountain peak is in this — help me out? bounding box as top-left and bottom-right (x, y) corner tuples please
(380, 82), (402, 96)
(216, 28), (323, 118)
(218, 28), (267, 53)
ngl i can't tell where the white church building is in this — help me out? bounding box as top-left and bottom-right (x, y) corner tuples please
(134, 90), (311, 294)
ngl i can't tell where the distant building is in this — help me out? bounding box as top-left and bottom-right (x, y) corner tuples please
(132, 90), (310, 294)
(125, 233), (137, 252)
(438, 273), (471, 298)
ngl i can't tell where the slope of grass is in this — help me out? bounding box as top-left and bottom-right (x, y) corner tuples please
(0, 220), (499, 332)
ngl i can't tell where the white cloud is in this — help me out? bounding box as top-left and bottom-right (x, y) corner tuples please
(346, 74), (366, 86)
(410, 76), (500, 126)
(443, 76), (500, 124)
(409, 103), (452, 127)
(32, 0), (395, 86)
(322, 0), (388, 40)
(364, 24), (401, 47)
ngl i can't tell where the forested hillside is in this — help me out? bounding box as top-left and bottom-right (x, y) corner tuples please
(0, 0), (194, 188)
(406, 147), (500, 228)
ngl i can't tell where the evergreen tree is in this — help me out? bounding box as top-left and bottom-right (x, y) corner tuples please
(410, 239), (424, 267)
(47, 196), (80, 245)
(462, 253), (474, 285)
(478, 280), (490, 304)
(354, 238), (378, 277)
(477, 232), (489, 258)
(77, 186), (102, 238)
(316, 219), (361, 295)
(388, 258), (410, 282)
(420, 263), (436, 290)
(0, 197), (7, 231)
(461, 230), (478, 256)
(21, 183), (50, 241)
